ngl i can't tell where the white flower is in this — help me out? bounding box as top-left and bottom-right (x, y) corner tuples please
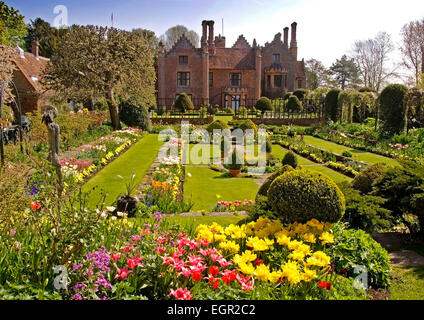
(106, 206), (116, 212)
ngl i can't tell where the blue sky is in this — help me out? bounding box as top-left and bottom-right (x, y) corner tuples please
(6, 0), (424, 68)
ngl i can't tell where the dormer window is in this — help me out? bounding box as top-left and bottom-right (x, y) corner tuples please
(179, 56), (188, 65)
(273, 54), (280, 62)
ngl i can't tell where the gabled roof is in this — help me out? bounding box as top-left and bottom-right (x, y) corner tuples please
(209, 48), (256, 70)
(167, 34), (197, 53)
(13, 49), (49, 92)
(232, 35), (251, 49)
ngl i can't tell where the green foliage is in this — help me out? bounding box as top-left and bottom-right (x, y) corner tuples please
(255, 97), (273, 114)
(329, 226), (392, 288)
(324, 89), (341, 122)
(174, 93), (194, 112)
(227, 149), (243, 170)
(119, 102), (152, 131)
(24, 18), (68, 58)
(44, 25), (156, 130)
(0, 1), (27, 47)
(282, 151), (298, 169)
(330, 55), (361, 90)
(285, 95), (303, 113)
(379, 84), (409, 135)
(293, 89), (309, 101)
(372, 164), (424, 234)
(342, 151), (352, 158)
(268, 170), (346, 223)
(338, 182), (392, 233)
(232, 119), (258, 134)
(352, 164), (388, 194)
(256, 165), (294, 198)
(247, 195), (280, 221)
(207, 120), (229, 134)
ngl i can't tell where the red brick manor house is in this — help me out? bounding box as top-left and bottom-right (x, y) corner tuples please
(157, 20), (306, 110)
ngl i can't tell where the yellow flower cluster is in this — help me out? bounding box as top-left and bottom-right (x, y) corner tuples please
(195, 218), (335, 286)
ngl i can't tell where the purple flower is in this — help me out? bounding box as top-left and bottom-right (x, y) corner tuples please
(96, 274), (112, 289)
(73, 283), (87, 291)
(73, 264), (83, 271)
(86, 246), (111, 272)
(73, 294), (83, 300)
(151, 212), (163, 223)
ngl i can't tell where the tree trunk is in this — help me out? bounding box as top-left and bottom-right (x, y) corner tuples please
(107, 88), (121, 130)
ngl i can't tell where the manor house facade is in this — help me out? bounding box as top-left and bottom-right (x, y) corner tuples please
(157, 20), (306, 110)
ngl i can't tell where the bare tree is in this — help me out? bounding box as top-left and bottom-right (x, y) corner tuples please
(400, 18), (424, 86)
(305, 58), (336, 89)
(351, 32), (398, 92)
(159, 25), (199, 51)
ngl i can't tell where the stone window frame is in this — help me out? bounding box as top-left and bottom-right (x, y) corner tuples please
(273, 53), (280, 62)
(177, 72), (190, 87)
(229, 73), (242, 88)
(274, 75), (283, 88)
(179, 55), (188, 65)
(209, 72), (213, 87)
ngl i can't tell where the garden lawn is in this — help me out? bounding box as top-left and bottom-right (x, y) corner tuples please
(184, 166), (259, 212)
(272, 144), (351, 184)
(82, 134), (163, 208)
(390, 266), (424, 300)
(303, 136), (399, 167)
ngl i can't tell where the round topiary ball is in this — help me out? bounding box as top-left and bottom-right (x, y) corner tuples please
(282, 151), (298, 168)
(285, 95), (303, 113)
(175, 93), (194, 113)
(352, 163), (388, 194)
(119, 102), (152, 131)
(207, 119), (229, 134)
(255, 97), (273, 115)
(256, 165), (295, 198)
(235, 119), (258, 134)
(268, 170), (346, 223)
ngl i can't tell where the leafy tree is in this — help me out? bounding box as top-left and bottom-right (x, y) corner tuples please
(0, 1), (27, 47)
(159, 25), (199, 51)
(44, 25), (156, 130)
(132, 28), (158, 59)
(330, 55), (361, 90)
(24, 18), (68, 58)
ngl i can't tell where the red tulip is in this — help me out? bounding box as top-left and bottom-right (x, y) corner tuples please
(192, 271), (202, 282)
(115, 266), (132, 280)
(209, 265), (219, 277)
(30, 202), (41, 210)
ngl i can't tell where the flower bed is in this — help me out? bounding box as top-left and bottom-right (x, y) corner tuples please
(66, 216), (373, 300)
(61, 128), (144, 190)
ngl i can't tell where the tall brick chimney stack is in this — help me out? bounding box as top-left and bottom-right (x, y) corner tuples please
(201, 20), (208, 49)
(290, 22), (297, 59)
(32, 40), (39, 58)
(208, 20), (215, 55)
(283, 27), (289, 47)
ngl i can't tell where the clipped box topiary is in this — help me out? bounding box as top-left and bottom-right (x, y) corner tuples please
(268, 170), (346, 223)
(119, 102), (152, 131)
(282, 151), (298, 169)
(255, 97), (273, 116)
(352, 163), (388, 194)
(174, 93), (194, 113)
(207, 119), (230, 134)
(256, 165), (295, 199)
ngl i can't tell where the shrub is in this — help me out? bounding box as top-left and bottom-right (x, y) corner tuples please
(284, 92), (292, 101)
(119, 102), (152, 131)
(342, 151), (352, 158)
(338, 182), (392, 233)
(256, 165), (294, 198)
(238, 107), (248, 118)
(233, 119), (258, 134)
(285, 95), (303, 113)
(372, 165), (424, 234)
(379, 84), (408, 135)
(174, 93), (194, 113)
(156, 106), (167, 116)
(207, 120), (229, 134)
(268, 170), (346, 223)
(255, 97), (273, 115)
(199, 107), (207, 118)
(227, 149), (243, 170)
(93, 99), (108, 111)
(352, 164), (388, 194)
(207, 104), (217, 115)
(324, 89), (341, 122)
(293, 89), (308, 101)
(329, 226), (392, 288)
(282, 151), (298, 169)
(247, 195), (280, 221)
